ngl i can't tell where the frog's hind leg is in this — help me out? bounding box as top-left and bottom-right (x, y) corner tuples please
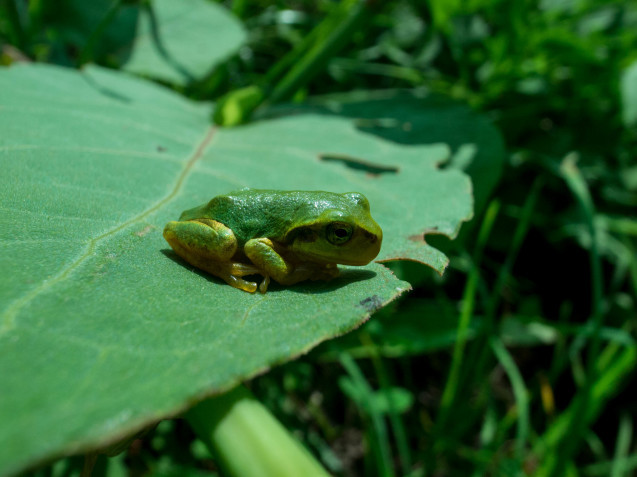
(163, 219), (260, 292)
(164, 219), (236, 261)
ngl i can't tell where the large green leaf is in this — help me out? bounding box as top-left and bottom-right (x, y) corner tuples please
(44, 0), (245, 84)
(296, 89), (505, 219)
(0, 63), (472, 474)
(120, 0), (246, 85)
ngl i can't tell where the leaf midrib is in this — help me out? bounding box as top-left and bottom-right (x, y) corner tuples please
(0, 126), (217, 335)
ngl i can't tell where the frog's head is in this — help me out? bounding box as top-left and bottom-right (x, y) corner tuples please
(289, 192), (383, 266)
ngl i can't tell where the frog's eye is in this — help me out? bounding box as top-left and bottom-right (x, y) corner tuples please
(326, 222), (353, 245)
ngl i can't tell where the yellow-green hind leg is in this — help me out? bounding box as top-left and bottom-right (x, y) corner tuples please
(163, 219), (260, 293)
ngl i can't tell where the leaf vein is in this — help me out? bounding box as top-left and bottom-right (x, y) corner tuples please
(0, 126), (217, 335)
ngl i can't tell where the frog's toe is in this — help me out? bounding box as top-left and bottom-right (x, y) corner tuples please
(230, 262), (260, 277)
(225, 274), (258, 293)
(258, 276), (270, 294)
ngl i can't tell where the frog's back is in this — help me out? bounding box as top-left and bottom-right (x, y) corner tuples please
(179, 189), (344, 246)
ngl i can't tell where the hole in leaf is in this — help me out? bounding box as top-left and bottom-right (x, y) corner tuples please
(319, 154), (399, 176)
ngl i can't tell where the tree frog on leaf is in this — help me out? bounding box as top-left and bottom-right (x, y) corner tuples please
(163, 189), (383, 293)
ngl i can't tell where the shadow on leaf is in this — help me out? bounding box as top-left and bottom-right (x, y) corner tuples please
(161, 249), (377, 294)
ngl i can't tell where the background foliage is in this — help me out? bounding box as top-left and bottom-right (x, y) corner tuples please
(1, 0), (636, 475)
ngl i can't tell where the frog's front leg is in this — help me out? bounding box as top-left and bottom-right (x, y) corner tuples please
(163, 219), (260, 293)
(244, 238), (339, 292)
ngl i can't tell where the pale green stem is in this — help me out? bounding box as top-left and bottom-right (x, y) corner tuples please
(186, 385), (330, 477)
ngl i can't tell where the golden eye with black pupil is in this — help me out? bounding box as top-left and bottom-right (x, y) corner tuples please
(326, 222), (353, 245)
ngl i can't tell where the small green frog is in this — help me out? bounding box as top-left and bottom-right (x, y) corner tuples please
(163, 189), (382, 293)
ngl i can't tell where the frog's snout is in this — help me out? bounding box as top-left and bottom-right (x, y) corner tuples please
(366, 231), (383, 261)
(347, 226), (382, 265)
(363, 229), (380, 244)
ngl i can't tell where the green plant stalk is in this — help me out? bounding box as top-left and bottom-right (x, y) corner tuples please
(80, 452), (98, 477)
(585, 431), (607, 463)
(490, 337), (529, 463)
(621, 236), (637, 298)
(444, 178), (542, 456)
(486, 176), (544, 322)
(547, 303), (575, 382)
(534, 154), (606, 477)
(1, 0), (27, 49)
(77, 0), (125, 66)
(610, 412), (633, 477)
(214, 7), (338, 124)
(328, 58), (424, 84)
(260, 6), (336, 86)
(465, 176), (544, 401)
(436, 200), (501, 433)
(340, 352), (395, 477)
(360, 331), (412, 473)
(264, 0), (372, 106)
(215, 0), (375, 126)
(582, 455), (637, 477)
(185, 385), (330, 477)
(559, 155), (604, 367)
(25, 0), (44, 42)
(538, 322), (634, 472)
(534, 344), (637, 476)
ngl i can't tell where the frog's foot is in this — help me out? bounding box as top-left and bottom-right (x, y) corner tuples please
(244, 238), (342, 289)
(224, 274), (259, 293)
(233, 266), (269, 293)
(224, 262), (263, 293)
(244, 238), (307, 287)
(229, 262), (260, 277)
(193, 261), (260, 293)
(164, 220), (265, 293)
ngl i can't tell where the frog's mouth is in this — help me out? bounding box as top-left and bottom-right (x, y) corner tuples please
(299, 251), (373, 266)
(294, 241), (381, 266)
(334, 254), (377, 266)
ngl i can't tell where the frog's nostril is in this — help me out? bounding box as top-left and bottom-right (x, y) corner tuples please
(363, 230), (378, 243)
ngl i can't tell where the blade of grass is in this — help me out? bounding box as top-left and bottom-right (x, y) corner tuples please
(466, 176), (544, 407)
(264, 0), (373, 106)
(582, 455), (637, 477)
(77, 0), (126, 66)
(585, 430), (607, 463)
(611, 413), (633, 477)
(621, 236), (637, 298)
(478, 396), (498, 447)
(534, 154), (606, 477)
(339, 352), (395, 477)
(0, 0), (27, 50)
(486, 176), (545, 323)
(215, 0), (376, 125)
(435, 199), (501, 434)
(559, 154), (604, 369)
(535, 343), (637, 476)
(329, 58), (425, 84)
(359, 331), (412, 474)
(490, 337), (530, 463)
